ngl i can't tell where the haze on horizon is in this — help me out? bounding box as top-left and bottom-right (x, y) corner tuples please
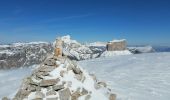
(0, 0), (170, 45)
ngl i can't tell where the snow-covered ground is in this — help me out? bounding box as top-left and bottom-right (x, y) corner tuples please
(0, 65), (37, 99)
(1, 52), (170, 100)
(78, 52), (170, 100)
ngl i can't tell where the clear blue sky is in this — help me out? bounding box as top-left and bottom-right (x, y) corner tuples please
(0, 0), (170, 45)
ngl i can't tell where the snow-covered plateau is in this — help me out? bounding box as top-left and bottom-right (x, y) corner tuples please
(0, 52), (170, 100)
(78, 52), (170, 100)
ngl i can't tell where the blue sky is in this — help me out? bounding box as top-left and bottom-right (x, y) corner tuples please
(0, 0), (170, 45)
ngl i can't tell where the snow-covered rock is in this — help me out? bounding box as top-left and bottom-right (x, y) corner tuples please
(8, 56), (116, 100)
(0, 42), (53, 69)
(87, 42), (107, 47)
(101, 50), (132, 57)
(59, 35), (103, 60)
(128, 46), (155, 54)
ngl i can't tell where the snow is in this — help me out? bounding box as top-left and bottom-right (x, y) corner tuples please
(101, 50), (132, 57)
(61, 35), (80, 45)
(12, 42), (49, 47)
(0, 65), (37, 99)
(78, 52), (170, 100)
(0, 50), (15, 55)
(128, 46), (155, 53)
(87, 42), (106, 47)
(1, 51), (170, 100)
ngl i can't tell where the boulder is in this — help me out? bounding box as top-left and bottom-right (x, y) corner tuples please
(35, 91), (45, 99)
(46, 98), (58, 100)
(38, 66), (55, 72)
(109, 94), (116, 100)
(40, 79), (60, 87)
(58, 88), (71, 100)
(53, 84), (64, 91)
(2, 97), (10, 100)
(44, 58), (56, 66)
(85, 95), (91, 100)
(106, 39), (127, 51)
(46, 90), (56, 96)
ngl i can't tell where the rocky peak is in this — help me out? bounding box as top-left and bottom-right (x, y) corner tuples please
(6, 55), (116, 100)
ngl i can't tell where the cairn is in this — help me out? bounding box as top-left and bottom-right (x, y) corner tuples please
(3, 37), (116, 100)
(54, 37), (63, 57)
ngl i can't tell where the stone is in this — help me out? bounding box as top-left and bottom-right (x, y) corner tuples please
(85, 95), (91, 100)
(46, 90), (56, 96)
(46, 97), (58, 100)
(81, 88), (88, 95)
(89, 74), (97, 82)
(40, 78), (60, 87)
(44, 58), (56, 66)
(15, 89), (31, 99)
(67, 64), (74, 71)
(106, 39), (126, 51)
(38, 66), (55, 72)
(94, 83), (101, 90)
(98, 81), (107, 87)
(75, 74), (83, 81)
(109, 93), (116, 100)
(2, 97), (10, 100)
(82, 76), (86, 83)
(35, 91), (45, 99)
(60, 70), (65, 77)
(36, 86), (41, 91)
(71, 91), (81, 100)
(58, 88), (71, 100)
(28, 85), (36, 92)
(53, 84), (64, 91)
(30, 80), (39, 86)
(54, 48), (62, 57)
(72, 67), (81, 74)
(32, 98), (43, 100)
(54, 38), (63, 57)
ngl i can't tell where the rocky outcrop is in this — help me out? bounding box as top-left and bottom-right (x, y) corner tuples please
(128, 46), (155, 54)
(106, 39), (127, 51)
(0, 42), (53, 69)
(60, 35), (103, 61)
(0, 36), (107, 69)
(7, 56), (116, 100)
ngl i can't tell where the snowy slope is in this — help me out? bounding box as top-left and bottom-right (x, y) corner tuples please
(78, 52), (170, 100)
(101, 50), (132, 57)
(0, 65), (37, 98)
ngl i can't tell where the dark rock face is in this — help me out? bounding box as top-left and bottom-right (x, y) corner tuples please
(0, 42), (53, 69)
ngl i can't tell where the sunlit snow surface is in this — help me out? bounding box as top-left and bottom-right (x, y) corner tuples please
(78, 52), (170, 100)
(0, 53), (170, 100)
(0, 65), (37, 99)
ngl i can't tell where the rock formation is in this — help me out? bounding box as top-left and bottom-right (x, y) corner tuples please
(59, 35), (104, 60)
(0, 42), (53, 69)
(4, 38), (116, 100)
(54, 38), (63, 57)
(106, 39), (127, 51)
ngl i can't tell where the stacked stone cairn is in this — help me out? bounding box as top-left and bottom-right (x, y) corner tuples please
(3, 38), (116, 100)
